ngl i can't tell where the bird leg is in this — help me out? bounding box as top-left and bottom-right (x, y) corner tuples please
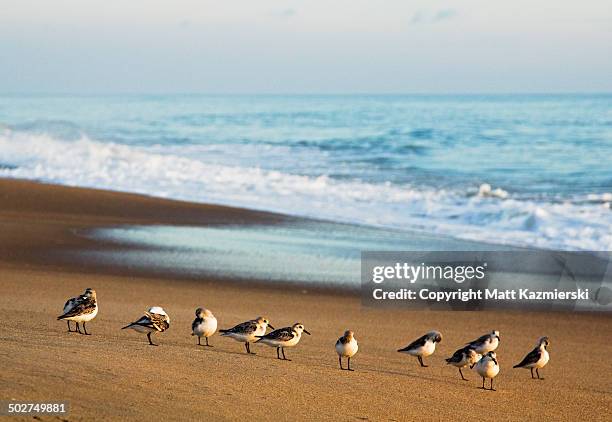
(198, 337), (201, 346)
(246, 342), (255, 355)
(75, 322), (82, 334)
(281, 348), (291, 361)
(480, 377), (486, 389)
(418, 356), (428, 367)
(277, 347), (281, 360)
(490, 378), (496, 391)
(205, 337), (212, 347)
(536, 368), (543, 380)
(147, 332), (158, 346)
(339, 355), (343, 369)
(82, 322), (90, 335)
(531, 368), (535, 379)
(459, 368), (467, 381)
(347, 357), (354, 371)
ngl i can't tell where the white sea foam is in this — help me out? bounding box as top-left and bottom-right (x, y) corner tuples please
(1, 129), (611, 251)
(478, 183), (509, 199)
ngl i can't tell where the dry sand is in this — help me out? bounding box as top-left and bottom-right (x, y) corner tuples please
(1, 179), (611, 421)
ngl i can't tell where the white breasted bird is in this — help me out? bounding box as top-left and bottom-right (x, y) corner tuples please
(398, 331), (442, 367)
(513, 336), (550, 380)
(445, 346), (482, 380)
(335, 330), (358, 371)
(474, 351), (500, 391)
(60, 288), (93, 333)
(57, 288), (98, 335)
(255, 323), (311, 361)
(122, 306), (170, 346)
(191, 307), (218, 347)
(465, 330), (500, 354)
(219, 316), (274, 354)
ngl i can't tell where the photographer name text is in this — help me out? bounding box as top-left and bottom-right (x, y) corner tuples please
(372, 287), (590, 302)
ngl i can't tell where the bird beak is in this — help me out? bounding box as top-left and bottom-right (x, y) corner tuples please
(496, 335), (500, 340)
(268, 324), (275, 330)
(304, 329), (311, 335)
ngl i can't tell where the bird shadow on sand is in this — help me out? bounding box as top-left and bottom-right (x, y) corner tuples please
(354, 364), (485, 388)
(189, 346), (259, 358)
(181, 345), (496, 391)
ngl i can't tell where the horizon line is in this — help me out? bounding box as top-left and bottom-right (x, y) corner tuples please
(2, 91), (612, 97)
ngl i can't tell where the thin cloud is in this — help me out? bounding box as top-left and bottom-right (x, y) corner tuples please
(433, 9), (457, 22)
(271, 8), (297, 18)
(410, 8), (458, 25)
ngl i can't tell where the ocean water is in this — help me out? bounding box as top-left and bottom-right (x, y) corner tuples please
(1, 94), (611, 250)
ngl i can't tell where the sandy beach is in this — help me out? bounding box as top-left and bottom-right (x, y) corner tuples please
(1, 179), (611, 421)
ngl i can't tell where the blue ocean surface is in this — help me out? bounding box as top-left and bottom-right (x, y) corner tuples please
(1, 94), (611, 250)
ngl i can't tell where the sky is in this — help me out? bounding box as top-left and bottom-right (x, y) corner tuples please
(1, 0), (611, 94)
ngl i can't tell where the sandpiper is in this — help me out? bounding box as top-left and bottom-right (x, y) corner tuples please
(60, 288), (91, 332)
(335, 330), (358, 371)
(445, 346), (482, 380)
(57, 288), (98, 335)
(122, 306), (170, 346)
(191, 307), (217, 347)
(219, 316), (274, 354)
(398, 331), (442, 367)
(513, 336), (550, 380)
(474, 351), (500, 391)
(466, 330), (500, 354)
(255, 323), (310, 361)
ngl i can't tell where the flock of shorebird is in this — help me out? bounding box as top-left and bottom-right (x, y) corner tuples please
(57, 288), (551, 391)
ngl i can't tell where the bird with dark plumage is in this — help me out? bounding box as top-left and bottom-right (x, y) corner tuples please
(398, 331), (442, 367)
(60, 288), (90, 333)
(57, 288), (98, 335)
(514, 336), (550, 379)
(219, 316), (273, 355)
(445, 346), (482, 380)
(255, 323), (310, 361)
(465, 330), (500, 354)
(122, 306), (170, 346)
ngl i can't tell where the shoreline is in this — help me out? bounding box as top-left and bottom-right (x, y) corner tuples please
(0, 178), (355, 295)
(1, 177), (611, 420)
(0, 178), (288, 281)
(0, 177), (510, 290)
